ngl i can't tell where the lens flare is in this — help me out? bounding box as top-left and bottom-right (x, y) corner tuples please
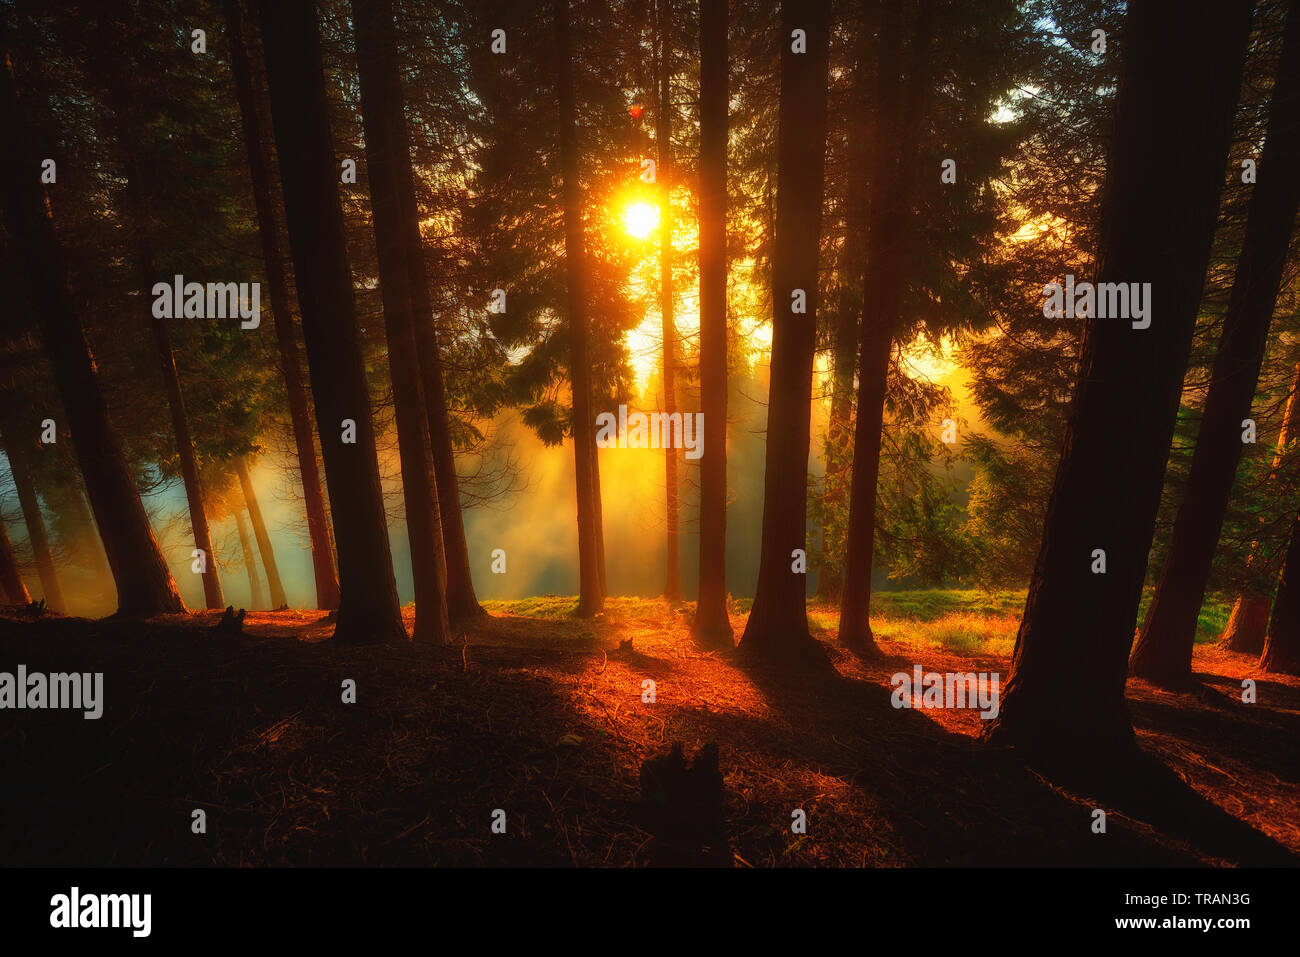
(623, 201), (658, 240)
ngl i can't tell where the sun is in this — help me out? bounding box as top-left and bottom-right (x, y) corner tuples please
(623, 201), (658, 240)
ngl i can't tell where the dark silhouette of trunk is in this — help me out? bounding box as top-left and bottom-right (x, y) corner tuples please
(983, 0), (1253, 758)
(354, 0), (450, 645)
(0, 509), (30, 604)
(87, 24), (224, 611)
(690, 0), (733, 649)
(235, 458), (288, 610)
(1221, 358), (1300, 652)
(0, 47), (186, 618)
(553, 0), (605, 617)
(227, 0), (340, 610)
(738, 0), (832, 662)
(838, 0), (933, 654)
(656, 0), (681, 603)
(817, 5), (873, 604)
(258, 0), (406, 643)
(356, 0), (484, 629)
(1263, 518), (1300, 673)
(2, 431), (66, 612)
(235, 509), (266, 609)
(1131, 0), (1300, 687)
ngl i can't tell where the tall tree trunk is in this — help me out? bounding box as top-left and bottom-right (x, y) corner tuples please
(0, 48), (186, 618)
(1131, 0), (1300, 687)
(838, 0), (933, 655)
(690, 0), (733, 648)
(0, 508), (31, 604)
(1262, 517), (1300, 673)
(738, 0), (832, 662)
(235, 509), (266, 610)
(1221, 358), (1300, 652)
(553, 0), (605, 617)
(235, 458), (288, 610)
(360, 0), (485, 629)
(69, 482), (114, 592)
(816, 3), (873, 604)
(353, 0), (451, 645)
(2, 431), (66, 612)
(226, 0), (340, 610)
(87, 21), (224, 611)
(656, 0), (681, 603)
(983, 0), (1253, 758)
(258, 0), (407, 644)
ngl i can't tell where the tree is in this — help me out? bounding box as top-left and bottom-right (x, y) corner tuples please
(226, 0), (340, 610)
(984, 0), (1254, 757)
(2, 429), (66, 612)
(738, 0), (832, 662)
(690, 0), (733, 649)
(0, 506), (30, 604)
(0, 43), (186, 618)
(234, 509), (266, 610)
(354, 0), (451, 645)
(1130, 0), (1300, 687)
(258, 0), (406, 644)
(1262, 509), (1300, 673)
(553, 0), (606, 618)
(234, 457), (288, 611)
(838, 0), (935, 654)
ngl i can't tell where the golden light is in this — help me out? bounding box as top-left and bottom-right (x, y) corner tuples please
(623, 201), (658, 240)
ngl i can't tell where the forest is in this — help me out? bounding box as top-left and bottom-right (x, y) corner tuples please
(0, 0), (1298, 871)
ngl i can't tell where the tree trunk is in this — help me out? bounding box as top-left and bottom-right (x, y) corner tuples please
(1263, 515), (1300, 674)
(690, 0), (733, 649)
(737, 0), (832, 662)
(235, 458), (288, 610)
(70, 483), (114, 592)
(359, 0), (484, 629)
(0, 48), (186, 618)
(354, 0), (451, 645)
(838, 0), (933, 655)
(88, 22), (224, 612)
(983, 0), (1253, 758)
(1130, 0), (1300, 687)
(553, 0), (605, 617)
(816, 3), (873, 604)
(257, 0), (407, 644)
(0, 510), (31, 604)
(226, 0), (340, 610)
(656, 0), (681, 603)
(2, 431), (66, 612)
(235, 509), (266, 610)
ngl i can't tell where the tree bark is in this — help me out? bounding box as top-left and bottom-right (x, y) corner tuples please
(360, 0), (485, 629)
(690, 0), (733, 648)
(737, 0), (832, 662)
(235, 509), (266, 610)
(1263, 517), (1300, 674)
(838, 0), (933, 655)
(2, 431), (66, 612)
(656, 0), (681, 603)
(983, 0), (1253, 758)
(227, 0), (340, 610)
(1130, 0), (1300, 687)
(0, 47), (186, 618)
(0, 509), (31, 604)
(553, 0), (605, 617)
(235, 457), (288, 610)
(353, 0), (451, 645)
(258, 0), (407, 643)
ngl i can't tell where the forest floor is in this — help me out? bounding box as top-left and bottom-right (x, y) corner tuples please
(0, 592), (1296, 867)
